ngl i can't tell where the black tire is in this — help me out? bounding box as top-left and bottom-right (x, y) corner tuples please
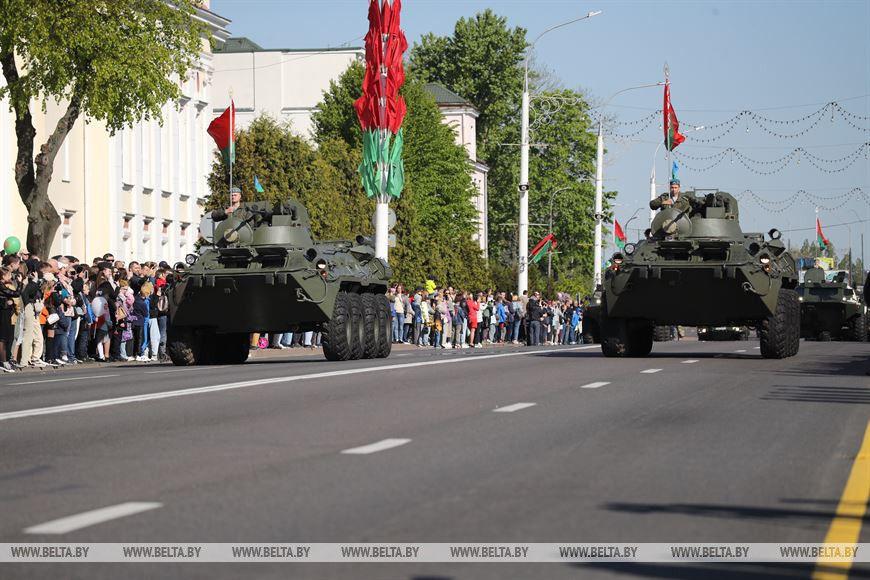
(375, 294), (392, 358)
(628, 321), (654, 356)
(218, 332), (250, 364)
(360, 294), (379, 359)
(167, 326), (201, 366)
(848, 313), (867, 342)
(788, 292), (801, 357)
(347, 292), (365, 360)
(600, 313), (628, 357)
(760, 289), (797, 359)
(322, 291), (354, 361)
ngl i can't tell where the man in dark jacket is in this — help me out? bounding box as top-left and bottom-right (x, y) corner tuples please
(527, 292), (542, 346)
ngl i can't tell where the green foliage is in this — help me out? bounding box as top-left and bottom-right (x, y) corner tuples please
(0, 0), (204, 133)
(410, 14), (612, 293)
(311, 62), (489, 290)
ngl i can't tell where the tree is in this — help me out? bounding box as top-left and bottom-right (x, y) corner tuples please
(312, 63), (488, 289)
(410, 14), (609, 292)
(0, 0), (205, 257)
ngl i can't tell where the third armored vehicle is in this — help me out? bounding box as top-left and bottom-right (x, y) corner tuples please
(599, 190), (800, 358)
(797, 268), (867, 341)
(167, 198), (392, 365)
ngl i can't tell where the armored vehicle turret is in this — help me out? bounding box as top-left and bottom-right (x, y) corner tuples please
(600, 190), (800, 358)
(797, 268), (867, 341)
(167, 198), (392, 365)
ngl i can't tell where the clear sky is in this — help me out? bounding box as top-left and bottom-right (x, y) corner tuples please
(210, 0), (870, 264)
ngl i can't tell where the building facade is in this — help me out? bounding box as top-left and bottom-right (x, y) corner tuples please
(0, 3), (231, 264)
(211, 37), (364, 139)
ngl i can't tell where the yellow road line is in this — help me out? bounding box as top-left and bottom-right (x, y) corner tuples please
(813, 421), (870, 580)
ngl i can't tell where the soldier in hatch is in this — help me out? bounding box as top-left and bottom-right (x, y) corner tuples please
(650, 178), (692, 212)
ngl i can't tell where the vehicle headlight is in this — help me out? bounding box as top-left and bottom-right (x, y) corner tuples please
(759, 254), (771, 265)
(623, 243), (636, 256)
(595, 299), (601, 305)
(185, 253), (198, 265)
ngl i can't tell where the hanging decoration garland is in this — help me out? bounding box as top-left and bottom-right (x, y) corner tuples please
(736, 187), (869, 212)
(673, 142), (869, 175)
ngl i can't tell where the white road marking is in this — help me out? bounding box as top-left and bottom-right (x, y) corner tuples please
(144, 367), (227, 374)
(580, 381), (610, 389)
(754, 346), (761, 350)
(493, 402), (537, 413)
(24, 502), (162, 535)
(341, 438), (411, 455)
(0, 346), (595, 423)
(640, 368), (662, 374)
(681, 359), (699, 364)
(8, 374), (120, 386)
(734, 349), (747, 353)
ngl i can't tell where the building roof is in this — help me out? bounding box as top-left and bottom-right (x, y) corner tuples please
(214, 36), (362, 54)
(423, 83), (474, 107)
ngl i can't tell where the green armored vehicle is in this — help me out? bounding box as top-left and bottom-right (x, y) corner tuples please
(599, 190), (800, 359)
(798, 268), (867, 341)
(167, 198), (392, 365)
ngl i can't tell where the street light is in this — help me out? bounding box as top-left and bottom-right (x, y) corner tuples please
(622, 206), (645, 239)
(649, 125), (704, 225)
(593, 82), (663, 290)
(519, 10), (601, 297)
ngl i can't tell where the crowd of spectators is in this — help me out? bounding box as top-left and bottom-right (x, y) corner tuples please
(0, 250), (184, 373)
(0, 247), (590, 373)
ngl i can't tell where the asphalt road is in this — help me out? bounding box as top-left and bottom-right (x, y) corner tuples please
(1, 338), (868, 579)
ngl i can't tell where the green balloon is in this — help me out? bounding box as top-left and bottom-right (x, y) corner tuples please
(3, 236), (20, 254)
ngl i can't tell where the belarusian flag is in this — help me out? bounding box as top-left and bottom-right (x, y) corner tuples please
(663, 80), (685, 151)
(614, 219), (626, 250)
(207, 101), (235, 166)
(816, 217), (829, 251)
(530, 233), (557, 264)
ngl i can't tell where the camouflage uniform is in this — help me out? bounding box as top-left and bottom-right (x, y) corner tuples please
(649, 192), (693, 212)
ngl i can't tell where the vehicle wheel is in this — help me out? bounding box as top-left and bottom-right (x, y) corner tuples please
(360, 294), (379, 359)
(848, 313), (867, 342)
(167, 326), (201, 366)
(760, 289), (797, 359)
(653, 326), (672, 342)
(322, 291), (354, 361)
(600, 310), (628, 357)
(788, 292), (801, 356)
(219, 332), (250, 364)
(375, 294), (392, 358)
(628, 321), (654, 356)
(347, 292), (365, 360)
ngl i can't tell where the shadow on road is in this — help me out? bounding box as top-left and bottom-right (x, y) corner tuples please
(573, 562), (869, 579)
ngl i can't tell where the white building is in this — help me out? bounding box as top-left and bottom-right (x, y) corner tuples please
(423, 83), (489, 254)
(0, 3), (231, 264)
(211, 37), (364, 138)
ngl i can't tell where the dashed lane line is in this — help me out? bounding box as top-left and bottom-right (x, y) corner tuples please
(8, 374), (120, 386)
(681, 360), (699, 364)
(493, 402), (537, 413)
(580, 382), (610, 389)
(341, 438), (412, 455)
(0, 346), (595, 423)
(640, 369), (663, 374)
(24, 502), (162, 535)
(734, 349), (747, 353)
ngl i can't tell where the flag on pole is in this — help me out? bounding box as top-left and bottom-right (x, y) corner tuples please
(614, 220), (626, 251)
(354, 0), (407, 199)
(671, 161), (679, 181)
(530, 233), (558, 264)
(207, 101), (236, 165)
(254, 175), (265, 193)
(663, 80), (685, 152)
(816, 217), (829, 251)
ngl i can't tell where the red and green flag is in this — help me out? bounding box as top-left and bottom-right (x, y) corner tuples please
(354, 0), (407, 199)
(663, 80), (685, 152)
(614, 219), (626, 251)
(530, 233), (557, 264)
(816, 217), (829, 251)
(207, 101), (235, 166)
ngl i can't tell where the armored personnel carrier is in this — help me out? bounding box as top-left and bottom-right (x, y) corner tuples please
(797, 268), (867, 341)
(599, 190), (800, 359)
(167, 198), (392, 365)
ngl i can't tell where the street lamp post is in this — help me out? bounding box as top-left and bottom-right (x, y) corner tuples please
(593, 82), (663, 290)
(546, 185), (573, 278)
(519, 10), (601, 297)
(622, 206), (644, 240)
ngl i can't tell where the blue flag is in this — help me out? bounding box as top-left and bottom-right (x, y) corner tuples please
(671, 161), (679, 181)
(254, 175), (265, 193)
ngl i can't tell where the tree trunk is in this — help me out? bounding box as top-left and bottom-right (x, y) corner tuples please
(1, 51), (81, 259)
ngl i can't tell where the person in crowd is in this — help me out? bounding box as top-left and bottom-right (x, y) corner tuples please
(527, 291), (542, 346)
(466, 292), (479, 348)
(155, 276), (170, 361)
(0, 266), (19, 372)
(131, 283), (148, 361)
